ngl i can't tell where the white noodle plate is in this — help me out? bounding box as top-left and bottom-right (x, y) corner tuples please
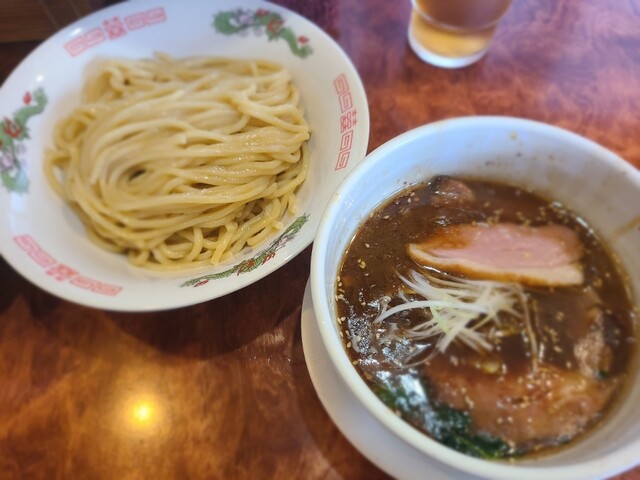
(0, 0), (369, 311)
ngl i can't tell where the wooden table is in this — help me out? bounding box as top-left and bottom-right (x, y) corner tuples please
(1, 0), (639, 478)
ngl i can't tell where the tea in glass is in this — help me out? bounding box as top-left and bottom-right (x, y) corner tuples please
(408, 0), (512, 68)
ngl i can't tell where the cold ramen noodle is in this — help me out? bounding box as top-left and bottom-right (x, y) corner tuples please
(45, 54), (310, 270)
(336, 176), (636, 459)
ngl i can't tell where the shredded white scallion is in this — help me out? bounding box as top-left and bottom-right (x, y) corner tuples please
(373, 269), (535, 360)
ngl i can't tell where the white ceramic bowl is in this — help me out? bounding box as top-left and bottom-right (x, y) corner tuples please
(0, 0), (369, 311)
(310, 116), (640, 480)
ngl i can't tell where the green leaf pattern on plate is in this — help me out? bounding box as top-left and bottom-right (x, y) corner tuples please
(213, 8), (313, 58)
(181, 213), (309, 287)
(0, 88), (48, 194)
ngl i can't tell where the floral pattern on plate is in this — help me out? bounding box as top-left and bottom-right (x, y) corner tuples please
(1, 88), (48, 194)
(213, 8), (313, 58)
(181, 213), (309, 287)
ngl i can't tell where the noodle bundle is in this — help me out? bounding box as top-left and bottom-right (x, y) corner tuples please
(45, 54), (310, 270)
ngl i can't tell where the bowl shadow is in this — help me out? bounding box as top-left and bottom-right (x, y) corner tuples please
(106, 247), (314, 360)
(289, 303), (392, 479)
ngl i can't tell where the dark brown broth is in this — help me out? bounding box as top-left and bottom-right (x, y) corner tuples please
(336, 176), (636, 459)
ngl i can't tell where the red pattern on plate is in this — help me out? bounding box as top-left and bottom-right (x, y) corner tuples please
(64, 7), (167, 57)
(103, 17), (127, 40)
(333, 74), (358, 170)
(14, 235), (56, 267)
(70, 276), (122, 296)
(13, 235), (122, 296)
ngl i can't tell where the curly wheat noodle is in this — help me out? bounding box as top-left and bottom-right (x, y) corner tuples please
(44, 53), (311, 271)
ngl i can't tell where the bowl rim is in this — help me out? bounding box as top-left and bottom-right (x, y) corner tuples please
(310, 115), (640, 480)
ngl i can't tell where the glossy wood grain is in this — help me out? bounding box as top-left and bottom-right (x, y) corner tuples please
(1, 1), (639, 479)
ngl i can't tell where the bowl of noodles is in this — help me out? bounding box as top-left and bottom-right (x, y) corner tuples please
(0, 0), (369, 311)
(307, 117), (639, 479)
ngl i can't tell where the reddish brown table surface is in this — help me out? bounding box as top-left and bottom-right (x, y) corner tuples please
(1, 1), (639, 479)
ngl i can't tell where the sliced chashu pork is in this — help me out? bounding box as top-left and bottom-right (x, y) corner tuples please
(423, 356), (619, 446)
(407, 223), (583, 286)
(429, 175), (476, 206)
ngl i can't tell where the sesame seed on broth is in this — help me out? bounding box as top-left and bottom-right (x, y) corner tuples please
(336, 175), (636, 459)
